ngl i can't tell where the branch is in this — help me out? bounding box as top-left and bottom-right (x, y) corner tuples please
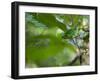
(68, 53), (83, 65)
(72, 38), (83, 65)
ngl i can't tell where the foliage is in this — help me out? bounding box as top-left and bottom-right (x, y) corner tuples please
(25, 12), (89, 68)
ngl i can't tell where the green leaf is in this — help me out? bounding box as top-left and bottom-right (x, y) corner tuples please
(63, 28), (79, 39)
(32, 13), (66, 31)
(26, 35), (78, 67)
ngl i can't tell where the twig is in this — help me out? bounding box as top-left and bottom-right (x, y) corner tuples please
(72, 38), (82, 65)
(68, 54), (82, 65)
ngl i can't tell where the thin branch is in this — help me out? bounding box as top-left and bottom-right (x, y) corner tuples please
(72, 38), (83, 65)
(75, 37), (83, 65)
(68, 55), (79, 65)
(68, 53), (82, 65)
